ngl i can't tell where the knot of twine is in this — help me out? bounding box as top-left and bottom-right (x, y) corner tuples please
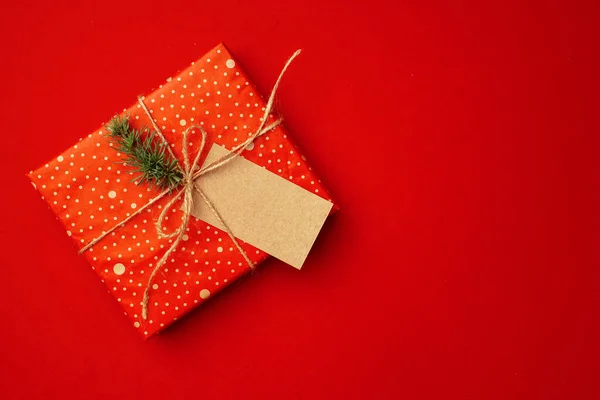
(79, 50), (301, 320)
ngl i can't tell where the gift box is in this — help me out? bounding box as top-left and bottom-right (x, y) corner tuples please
(28, 43), (336, 338)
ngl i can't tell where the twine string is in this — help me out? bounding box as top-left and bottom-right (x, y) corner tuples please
(78, 49), (302, 320)
(140, 125), (206, 319)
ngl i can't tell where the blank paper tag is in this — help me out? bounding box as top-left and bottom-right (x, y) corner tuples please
(190, 144), (333, 269)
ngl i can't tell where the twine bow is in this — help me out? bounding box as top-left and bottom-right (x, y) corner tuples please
(79, 50), (301, 320)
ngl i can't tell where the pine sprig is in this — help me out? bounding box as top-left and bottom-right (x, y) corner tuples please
(106, 115), (183, 191)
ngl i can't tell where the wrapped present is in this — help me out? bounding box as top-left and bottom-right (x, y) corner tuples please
(28, 43), (336, 338)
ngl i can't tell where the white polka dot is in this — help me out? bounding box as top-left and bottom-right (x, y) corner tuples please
(200, 289), (210, 299)
(131, 203), (137, 209)
(57, 155), (64, 162)
(113, 263), (125, 275)
(108, 190), (117, 199)
(134, 321), (140, 328)
(226, 59), (235, 68)
(217, 246), (223, 253)
(66, 230), (72, 236)
(180, 119), (187, 126)
(245, 142), (254, 151)
(152, 283), (159, 290)
(31, 182), (37, 189)
(182, 234), (189, 241)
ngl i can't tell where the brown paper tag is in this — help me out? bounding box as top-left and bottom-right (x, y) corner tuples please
(190, 144), (333, 269)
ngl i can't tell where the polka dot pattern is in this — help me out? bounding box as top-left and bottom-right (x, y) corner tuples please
(27, 43), (335, 338)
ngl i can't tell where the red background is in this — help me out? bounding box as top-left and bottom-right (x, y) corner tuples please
(1, 0), (599, 398)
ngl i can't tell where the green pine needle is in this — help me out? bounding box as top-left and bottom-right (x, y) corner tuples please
(106, 115), (183, 191)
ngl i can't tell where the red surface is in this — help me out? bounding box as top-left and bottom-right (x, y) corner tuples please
(1, 0), (599, 398)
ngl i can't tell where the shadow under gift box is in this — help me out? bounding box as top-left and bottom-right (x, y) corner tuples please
(28, 43), (337, 338)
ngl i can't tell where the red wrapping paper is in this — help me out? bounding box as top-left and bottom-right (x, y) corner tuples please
(28, 43), (335, 338)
